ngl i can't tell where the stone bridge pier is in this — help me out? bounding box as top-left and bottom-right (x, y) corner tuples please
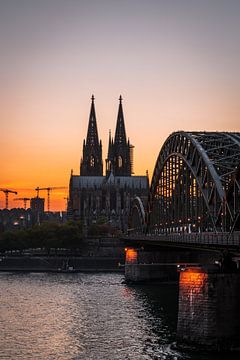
(125, 247), (240, 350)
(177, 266), (240, 350)
(124, 246), (218, 283)
(124, 247), (180, 283)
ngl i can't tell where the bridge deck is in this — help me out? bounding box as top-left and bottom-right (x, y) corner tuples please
(123, 232), (240, 248)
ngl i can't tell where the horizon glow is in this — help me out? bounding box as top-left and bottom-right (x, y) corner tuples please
(1, 0), (240, 210)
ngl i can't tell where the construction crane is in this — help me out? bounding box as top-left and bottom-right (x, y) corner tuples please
(0, 188), (18, 209)
(14, 197), (31, 210)
(35, 187), (67, 212)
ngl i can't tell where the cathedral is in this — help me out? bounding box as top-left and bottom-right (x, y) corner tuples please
(68, 95), (149, 232)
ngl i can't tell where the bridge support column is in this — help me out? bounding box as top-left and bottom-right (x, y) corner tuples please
(124, 248), (178, 283)
(177, 266), (240, 350)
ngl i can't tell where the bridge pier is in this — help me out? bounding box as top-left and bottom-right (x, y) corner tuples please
(177, 266), (240, 350)
(124, 248), (178, 283)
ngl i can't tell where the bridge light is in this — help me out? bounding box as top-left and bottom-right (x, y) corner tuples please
(180, 269), (207, 293)
(177, 264), (186, 271)
(125, 248), (138, 264)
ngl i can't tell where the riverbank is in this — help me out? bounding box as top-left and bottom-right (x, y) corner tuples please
(0, 255), (124, 272)
(0, 237), (125, 272)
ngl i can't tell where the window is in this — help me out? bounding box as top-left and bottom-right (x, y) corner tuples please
(90, 155), (95, 167)
(118, 156), (123, 168)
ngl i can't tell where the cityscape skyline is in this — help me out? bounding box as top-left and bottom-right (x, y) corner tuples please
(1, 0), (240, 210)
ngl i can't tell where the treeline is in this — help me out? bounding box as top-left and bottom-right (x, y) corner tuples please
(0, 221), (83, 253)
(0, 220), (120, 253)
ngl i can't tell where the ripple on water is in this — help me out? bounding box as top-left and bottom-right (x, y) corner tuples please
(1, 272), (234, 360)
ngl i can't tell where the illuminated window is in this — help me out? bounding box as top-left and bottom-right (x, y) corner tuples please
(107, 160), (111, 171)
(90, 155), (95, 167)
(118, 156), (123, 168)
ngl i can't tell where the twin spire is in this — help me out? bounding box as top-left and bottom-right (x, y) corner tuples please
(80, 95), (132, 177)
(114, 95), (127, 146)
(86, 95), (100, 146)
(80, 95), (103, 176)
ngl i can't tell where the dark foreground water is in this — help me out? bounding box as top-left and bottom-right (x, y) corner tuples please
(0, 272), (239, 360)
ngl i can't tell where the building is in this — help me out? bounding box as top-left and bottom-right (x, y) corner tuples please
(30, 197), (45, 214)
(68, 96), (149, 232)
(30, 197), (45, 225)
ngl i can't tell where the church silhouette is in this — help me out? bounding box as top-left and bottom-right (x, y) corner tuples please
(68, 96), (148, 232)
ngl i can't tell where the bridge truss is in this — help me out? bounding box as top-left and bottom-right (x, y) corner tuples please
(146, 132), (240, 234)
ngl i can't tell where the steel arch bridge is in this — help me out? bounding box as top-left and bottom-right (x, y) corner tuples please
(130, 131), (240, 235)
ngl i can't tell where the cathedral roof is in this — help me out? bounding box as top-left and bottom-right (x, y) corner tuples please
(71, 175), (105, 188)
(114, 176), (148, 188)
(71, 175), (148, 189)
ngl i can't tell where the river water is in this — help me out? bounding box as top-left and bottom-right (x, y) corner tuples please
(0, 272), (239, 360)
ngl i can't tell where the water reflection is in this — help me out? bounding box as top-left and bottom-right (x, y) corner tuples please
(123, 283), (180, 359)
(0, 273), (239, 360)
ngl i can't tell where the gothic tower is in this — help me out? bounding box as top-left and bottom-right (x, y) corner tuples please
(106, 96), (133, 176)
(80, 95), (103, 176)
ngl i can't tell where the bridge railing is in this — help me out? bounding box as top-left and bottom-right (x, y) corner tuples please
(125, 232), (240, 247)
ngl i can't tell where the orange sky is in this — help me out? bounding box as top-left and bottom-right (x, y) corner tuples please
(1, 0), (240, 211)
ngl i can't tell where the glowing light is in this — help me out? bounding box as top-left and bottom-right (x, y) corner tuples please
(125, 248), (138, 264)
(180, 268), (207, 294)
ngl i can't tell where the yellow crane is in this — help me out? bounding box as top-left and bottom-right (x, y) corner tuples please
(0, 188), (18, 209)
(35, 186), (67, 212)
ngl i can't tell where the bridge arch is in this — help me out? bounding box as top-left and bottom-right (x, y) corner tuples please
(147, 131), (240, 234)
(128, 197), (146, 234)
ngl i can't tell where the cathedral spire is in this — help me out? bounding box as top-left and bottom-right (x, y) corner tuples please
(106, 96), (132, 176)
(80, 95), (103, 176)
(86, 94), (99, 146)
(106, 129), (113, 177)
(114, 95), (127, 145)
(107, 129), (112, 156)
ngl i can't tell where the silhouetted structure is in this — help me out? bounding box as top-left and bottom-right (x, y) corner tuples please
(68, 96), (149, 232)
(106, 96), (133, 176)
(80, 95), (103, 176)
(0, 208), (67, 231)
(129, 131), (240, 234)
(30, 197), (45, 213)
(30, 197), (45, 224)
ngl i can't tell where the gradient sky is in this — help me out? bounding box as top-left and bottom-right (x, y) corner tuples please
(1, 0), (240, 210)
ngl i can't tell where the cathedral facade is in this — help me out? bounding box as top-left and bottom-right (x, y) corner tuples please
(68, 96), (149, 232)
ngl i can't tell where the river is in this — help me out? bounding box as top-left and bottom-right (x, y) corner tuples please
(0, 272), (239, 359)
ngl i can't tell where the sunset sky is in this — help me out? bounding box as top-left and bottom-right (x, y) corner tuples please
(1, 0), (240, 210)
